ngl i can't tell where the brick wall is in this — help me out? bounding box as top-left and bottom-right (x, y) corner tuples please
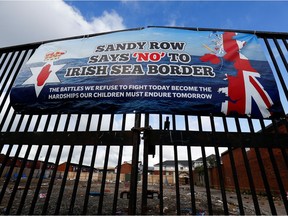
(120, 163), (132, 174)
(221, 148), (288, 194)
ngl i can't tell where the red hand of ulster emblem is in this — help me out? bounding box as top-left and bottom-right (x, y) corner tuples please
(37, 64), (52, 86)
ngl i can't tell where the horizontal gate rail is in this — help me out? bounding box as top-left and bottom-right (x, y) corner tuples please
(1, 131), (135, 145)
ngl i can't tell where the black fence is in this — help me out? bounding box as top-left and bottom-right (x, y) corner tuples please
(0, 27), (288, 215)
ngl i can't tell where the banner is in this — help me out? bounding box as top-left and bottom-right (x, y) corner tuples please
(10, 27), (284, 118)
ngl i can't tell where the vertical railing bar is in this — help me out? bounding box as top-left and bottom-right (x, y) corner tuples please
(54, 145), (75, 214)
(273, 38), (288, 72)
(81, 114), (93, 214)
(282, 38), (288, 52)
(172, 114), (181, 215)
(67, 114), (84, 213)
(235, 117), (260, 215)
(210, 115), (229, 214)
(63, 113), (72, 132)
(5, 115), (32, 214)
(141, 113), (149, 214)
(185, 115), (196, 215)
(68, 114), (86, 214)
(112, 145), (123, 212)
(82, 144), (98, 215)
(97, 145), (110, 214)
(42, 114), (63, 215)
(0, 144), (14, 179)
(0, 145), (13, 178)
(41, 145), (64, 214)
(122, 113), (127, 131)
(197, 115), (202, 131)
(159, 114), (163, 130)
(228, 145), (246, 215)
(85, 114), (92, 132)
(43, 114), (52, 132)
(16, 145), (42, 214)
(5, 111), (16, 132)
(15, 114), (25, 132)
(83, 114), (102, 214)
(111, 114), (126, 214)
(68, 145), (86, 214)
(0, 51), (19, 87)
(0, 49), (29, 113)
(97, 114), (103, 131)
(254, 148), (277, 214)
(5, 144), (33, 214)
(159, 114), (164, 215)
(264, 37), (288, 100)
(28, 144), (53, 214)
(198, 115), (213, 215)
(281, 118), (288, 169)
(270, 119), (288, 214)
(0, 142), (9, 205)
(53, 114), (62, 132)
(97, 114), (114, 214)
(258, 119), (278, 214)
(201, 146), (213, 215)
(33, 115), (43, 132)
(267, 147), (288, 213)
(109, 114), (114, 131)
(0, 52), (9, 81)
(128, 113), (141, 215)
(0, 144), (3, 156)
(16, 115), (43, 214)
(0, 144), (22, 205)
(0, 51), (16, 96)
(65, 115), (91, 213)
(23, 115), (33, 132)
(0, 104), (12, 131)
(0, 48), (29, 128)
(222, 117), (244, 215)
(74, 114), (82, 131)
(54, 113), (74, 214)
(112, 145), (124, 214)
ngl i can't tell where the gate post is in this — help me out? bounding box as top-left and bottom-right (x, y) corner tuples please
(128, 114), (141, 215)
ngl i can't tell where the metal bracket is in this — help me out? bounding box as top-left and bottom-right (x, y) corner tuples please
(131, 126), (155, 156)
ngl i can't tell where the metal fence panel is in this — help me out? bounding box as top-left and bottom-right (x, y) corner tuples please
(0, 27), (288, 215)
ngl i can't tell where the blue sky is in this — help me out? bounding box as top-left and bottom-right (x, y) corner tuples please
(65, 1), (288, 33)
(1, 1), (288, 48)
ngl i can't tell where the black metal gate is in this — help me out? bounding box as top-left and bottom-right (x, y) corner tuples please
(0, 27), (288, 215)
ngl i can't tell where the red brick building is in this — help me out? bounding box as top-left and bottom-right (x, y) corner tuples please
(57, 162), (74, 172)
(118, 162), (132, 174)
(215, 119), (288, 195)
(221, 148), (288, 194)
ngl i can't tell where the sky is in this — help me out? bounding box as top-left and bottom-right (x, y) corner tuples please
(1, 0), (288, 167)
(1, 1), (288, 48)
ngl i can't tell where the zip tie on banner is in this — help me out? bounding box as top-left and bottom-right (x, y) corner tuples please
(82, 34), (89, 41)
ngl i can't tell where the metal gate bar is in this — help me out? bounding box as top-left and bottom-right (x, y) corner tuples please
(158, 114), (164, 215)
(141, 113), (149, 214)
(112, 114), (126, 214)
(128, 113), (141, 215)
(264, 37), (288, 99)
(185, 115), (196, 215)
(210, 115), (229, 214)
(268, 120), (288, 213)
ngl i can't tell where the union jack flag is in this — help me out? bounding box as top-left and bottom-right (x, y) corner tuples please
(201, 32), (274, 118)
(219, 32), (273, 118)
